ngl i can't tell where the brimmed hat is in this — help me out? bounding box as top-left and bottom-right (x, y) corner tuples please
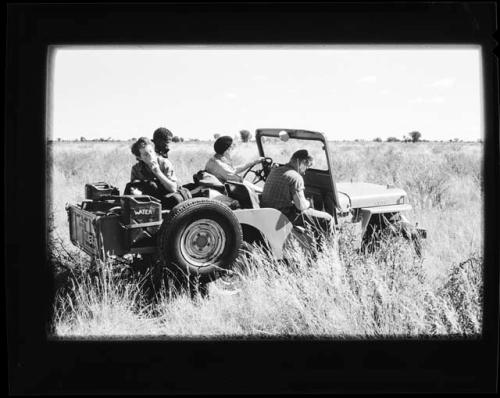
(153, 127), (173, 143)
(214, 135), (233, 155)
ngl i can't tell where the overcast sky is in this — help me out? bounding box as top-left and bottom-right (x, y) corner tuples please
(48, 45), (483, 141)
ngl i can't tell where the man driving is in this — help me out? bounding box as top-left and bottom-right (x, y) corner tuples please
(261, 149), (334, 234)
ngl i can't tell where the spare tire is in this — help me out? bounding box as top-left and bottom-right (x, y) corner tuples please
(157, 198), (243, 281)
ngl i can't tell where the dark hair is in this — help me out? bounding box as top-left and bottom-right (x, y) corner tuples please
(153, 127), (173, 143)
(214, 135), (233, 155)
(131, 137), (153, 157)
(290, 149), (313, 163)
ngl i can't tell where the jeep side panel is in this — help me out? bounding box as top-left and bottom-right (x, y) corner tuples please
(233, 208), (294, 259)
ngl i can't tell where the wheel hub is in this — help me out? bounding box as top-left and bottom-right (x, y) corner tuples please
(179, 219), (227, 267)
(193, 233), (209, 249)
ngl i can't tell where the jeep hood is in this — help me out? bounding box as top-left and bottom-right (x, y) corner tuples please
(336, 182), (408, 210)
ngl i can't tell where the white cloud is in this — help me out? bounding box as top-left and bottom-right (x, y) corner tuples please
(252, 75), (268, 82)
(224, 92), (237, 99)
(429, 77), (455, 88)
(357, 75), (377, 84)
(379, 89), (390, 95)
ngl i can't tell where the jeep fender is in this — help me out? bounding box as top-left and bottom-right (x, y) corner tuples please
(359, 204), (412, 237)
(233, 208), (294, 259)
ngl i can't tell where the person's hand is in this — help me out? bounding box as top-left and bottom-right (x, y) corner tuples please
(130, 187), (142, 195)
(147, 158), (161, 175)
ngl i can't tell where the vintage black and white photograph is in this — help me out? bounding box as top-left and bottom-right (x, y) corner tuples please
(47, 45), (484, 338)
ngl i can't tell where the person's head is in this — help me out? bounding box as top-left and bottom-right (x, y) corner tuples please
(289, 149), (313, 175)
(152, 127), (173, 155)
(214, 135), (235, 157)
(131, 137), (156, 163)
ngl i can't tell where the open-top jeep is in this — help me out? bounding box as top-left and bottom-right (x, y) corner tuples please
(66, 128), (426, 282)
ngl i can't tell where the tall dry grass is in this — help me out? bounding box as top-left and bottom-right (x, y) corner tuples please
(52, 227), (482, 337)
(48, 140), (484, 337)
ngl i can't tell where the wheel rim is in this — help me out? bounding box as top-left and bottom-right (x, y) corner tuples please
(179, 219), (227, 268)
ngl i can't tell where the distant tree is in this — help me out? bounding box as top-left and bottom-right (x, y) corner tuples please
(402, 135), (411, 143)
(57, 138), (61, 142)
(80, 137), (87, 142)
(213, 133), (221, 140)
(373, 137), (382, 142)
(130, 137), (136, 141)
(386, 137), (400, 142)
(477, 138), (484, 143)
(239, 129), (251, 143)
(180, 137), (184, 142)
(172, 136), (181, 143)
(409, 131), (422, 143)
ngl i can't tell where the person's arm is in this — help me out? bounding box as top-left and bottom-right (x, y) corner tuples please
(149, 159), (178, 193)
(211, 158), (243, 182)
(289, 173), (310, 211)
(234, 157), (264, 174)
(293, 190), (311, 211)
(168, 168), (178, 182)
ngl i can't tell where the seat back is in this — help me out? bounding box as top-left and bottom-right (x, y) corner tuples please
(225, 181), (260, 209)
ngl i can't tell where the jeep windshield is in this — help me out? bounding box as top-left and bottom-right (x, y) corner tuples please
(256, 130), (329, 171)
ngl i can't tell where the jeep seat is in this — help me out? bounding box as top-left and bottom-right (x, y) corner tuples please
(225, 181), (260, 209)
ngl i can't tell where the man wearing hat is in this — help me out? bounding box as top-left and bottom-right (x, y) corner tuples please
(205, 135), (264, 191)
(152, 127), (173, 158)
(261, 149), (334, 235)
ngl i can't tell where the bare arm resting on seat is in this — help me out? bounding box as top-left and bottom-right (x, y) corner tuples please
(293, 190), (311, 211)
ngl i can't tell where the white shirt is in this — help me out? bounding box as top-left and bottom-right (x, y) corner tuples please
(205, 154), (243, 183)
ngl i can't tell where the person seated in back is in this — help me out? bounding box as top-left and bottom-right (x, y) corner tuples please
(205, 135), (264, 193)
(152, 127), (173, 159)
(126, 137), (178, 205)
(261, 149), (334, 236)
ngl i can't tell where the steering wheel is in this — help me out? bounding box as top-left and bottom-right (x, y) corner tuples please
(243, 157), (274, 184)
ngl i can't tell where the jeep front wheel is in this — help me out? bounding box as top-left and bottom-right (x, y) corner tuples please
(158, 198), (243, 281)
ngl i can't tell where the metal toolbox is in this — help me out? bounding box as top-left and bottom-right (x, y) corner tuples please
(85, 182), (119, 200)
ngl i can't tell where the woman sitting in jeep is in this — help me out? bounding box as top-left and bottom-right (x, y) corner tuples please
(205, 135), (264, 193)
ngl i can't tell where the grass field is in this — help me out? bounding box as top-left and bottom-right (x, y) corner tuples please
(48, 140), (483, 337)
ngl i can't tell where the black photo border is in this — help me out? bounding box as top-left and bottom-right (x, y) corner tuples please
(6, 1), (499, 394)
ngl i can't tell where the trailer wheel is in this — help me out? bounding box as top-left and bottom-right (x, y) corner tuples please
(158, 198), (243, 281)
